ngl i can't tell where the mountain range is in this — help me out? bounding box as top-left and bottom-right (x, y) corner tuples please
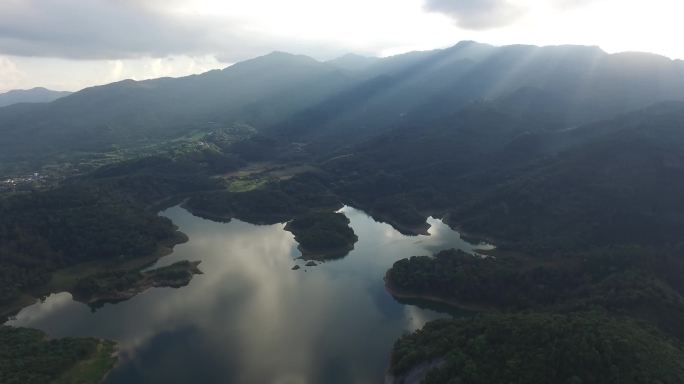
(2, 41), (684, 166)
(0, 87), (71, 108)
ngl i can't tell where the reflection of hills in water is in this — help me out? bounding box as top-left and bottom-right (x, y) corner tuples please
(6, 205), (488, 384)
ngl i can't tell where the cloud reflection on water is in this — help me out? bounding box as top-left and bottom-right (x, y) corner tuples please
(7, 205), (490, 383)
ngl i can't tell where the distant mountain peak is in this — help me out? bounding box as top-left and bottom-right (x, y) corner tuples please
(260, 50), (319, 62)
(452, 40), (488, 47)
(334, 53), (376, 60)
(0, 87), (72, 107)
(263, 50), (300, 58)
(225, 51), (324, 73)
(327, 53), (379, 71)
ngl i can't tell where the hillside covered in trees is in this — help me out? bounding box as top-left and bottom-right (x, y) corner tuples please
(389, 313), (684, 384)
(0, 185), (183, 306)
(0, 326), (116, 384)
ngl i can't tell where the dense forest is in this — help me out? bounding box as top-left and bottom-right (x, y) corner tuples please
(389, 312), (684, 384)
(324, 101), (684, 251)
(73, 260), (202, 307)
(284, 211), (358, 259)
(0, 326), (116, 384)
(0, 184), (182, 306)
(184, 172), (341, 224)
(0, 133), (261, 308)
(366, 101), (684, 379)
(387, 247), (684, 339)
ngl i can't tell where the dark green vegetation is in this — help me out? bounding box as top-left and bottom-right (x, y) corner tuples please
(184, 172), (341, 224)
(0, 53), (347, 174)
(72, 260), (202, 307)
(325, 100), (684, 248)
(0, 185), (183, 307)
(380, 101), (684, 380)
(389, 312), (684, 384)
(272, 43), (684, 151)
(449, 102), (684, 252)
(3, 42), (684, 175)
(0, 126), (262, 311)
(388, 247), (684, 339)
(3, 41), (684, 382)
(0, 326), (116, 384)
(284, 212), (358, 260)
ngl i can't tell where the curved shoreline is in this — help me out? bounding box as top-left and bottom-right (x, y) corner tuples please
(1, 229), (189, 321)
(384, 274), (493, 313)
(71, 260), (203, 307)
(180, 203), (235, 223)
(296, 242), (356, 261)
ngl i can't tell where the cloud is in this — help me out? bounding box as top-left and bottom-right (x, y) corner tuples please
(0, 0), (347, 62)
(552, 0), (602, 9)
(0, 0), (209, 59)
(423, 0), (525, 30)
(0, 56), (26, 91)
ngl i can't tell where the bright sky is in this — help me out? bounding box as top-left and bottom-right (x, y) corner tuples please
(0, 0), (682, 92)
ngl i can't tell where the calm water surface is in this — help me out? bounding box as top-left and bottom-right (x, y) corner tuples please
(7, 206), (492, 384)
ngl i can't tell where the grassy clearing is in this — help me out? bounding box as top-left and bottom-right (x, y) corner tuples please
(54, 340), (117, 384)
(227, 178), (269, 192)
(224, 163), (320, 193)
(222, 162), (273, 178)
(268, 164), (318, 179)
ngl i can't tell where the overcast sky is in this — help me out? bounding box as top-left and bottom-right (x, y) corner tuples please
(1, 0), (682, 92)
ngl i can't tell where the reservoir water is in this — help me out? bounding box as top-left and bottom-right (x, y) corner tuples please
(7, 206), (492, 384)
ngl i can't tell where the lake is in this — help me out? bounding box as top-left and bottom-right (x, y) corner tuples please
(6, 206), (492, 384)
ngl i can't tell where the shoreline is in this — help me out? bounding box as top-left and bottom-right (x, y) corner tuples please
(98, 342), (120, 384)
(296, 242), (356, 261)
(341, 200), (431, 236)
(441, 213), (506, 249)
(384, 274), (493, 313)
(72, 260), (203, 307)
(55, 337), (119, 384)
(182, 203), (292, 226)
(181, 203), (235, 223)
(1, 230), (189, 321)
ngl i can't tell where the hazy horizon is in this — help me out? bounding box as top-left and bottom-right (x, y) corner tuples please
(1, 0), (682, 92)
(1, 40), (682, 95)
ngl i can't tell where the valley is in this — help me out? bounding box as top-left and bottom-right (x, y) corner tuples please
(3, 41), (684, 383)
(5, 205), (488, 383)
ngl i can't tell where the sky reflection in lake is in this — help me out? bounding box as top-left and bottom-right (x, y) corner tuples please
(7, 206), (492, 384)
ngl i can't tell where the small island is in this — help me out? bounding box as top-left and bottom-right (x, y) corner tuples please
(71, 260), (202, 307)
(284, 211), (358, 260)
(0, 325), (117, 384)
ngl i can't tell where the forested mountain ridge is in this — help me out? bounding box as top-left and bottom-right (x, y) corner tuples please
(272, 42), (684, 146)
(322, 100), (684, 250)
(0, 52), (351, 165)
(380, 101), (684, 380)
(2, 41), (684, 171)
(451, 101), (684, 251)
(0, 87), (71, 107)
